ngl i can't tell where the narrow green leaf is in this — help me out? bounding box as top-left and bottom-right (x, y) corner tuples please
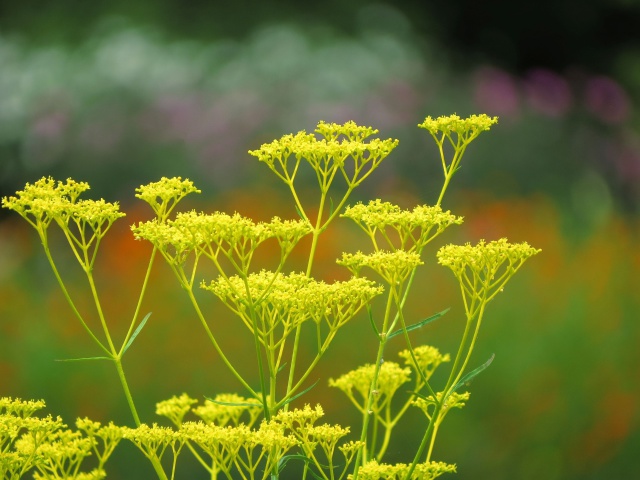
(277, 362), (288, 375)
(295, 204), (305, 220)
(452, 353), (495, 392)
(55, 357), (112, 362)
(306, 467), (326, 480)
(329, 197), (334, 217)
(388, 308), (450, 340)
(281, 380), (319, 407)
(123, 312), (152, 354)
(278, 454), (310, 472)
(367, 305), (379, 337)
(203, 396), (262, 408)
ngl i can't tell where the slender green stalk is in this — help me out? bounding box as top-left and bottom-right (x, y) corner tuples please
(284, 188), (326, 408)
(40, 235), (110, 356)
(118, 246), (158, 356)
(85, 270), (116, 353)
(183, 284), (259, 399)
(351, 288), (395, 478)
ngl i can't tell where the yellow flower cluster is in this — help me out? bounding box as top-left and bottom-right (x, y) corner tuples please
(272, 405), (362, 478)
(203, 271), (383, 334)
(132, 211), (312, 271)
(329, 362), (411, 412)
(193, 393), (262, 428)
(156, 402), (358, 479)
(418, 114), (498, 137)
(155, 393), (199, 427)
(121, 423), (186, 464)
(399, 345), (450, 381)
(342, 200), (464, 252)
(0, 398), (120, 480)
(135, 176), (201, 220)
(1, 177), (125, 236)
(349, 459), (456, 480)
(337, 250), (423, 285)
(437, 238), (541, 302)
(413, 391), (471, 420)
(248, 121), (398, 189)
(272, 403), (325, 430)
(315, 120), (379, 141)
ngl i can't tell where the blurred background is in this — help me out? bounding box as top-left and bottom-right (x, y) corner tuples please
(1, 0), (639, 478)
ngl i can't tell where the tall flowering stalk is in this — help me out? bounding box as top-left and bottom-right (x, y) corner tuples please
(2, 176), (200, 480)
(2, 114), (540, 480)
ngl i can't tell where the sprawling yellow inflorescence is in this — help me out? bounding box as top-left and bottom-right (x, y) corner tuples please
(418, 114), (498, 137)
(1, 178), (124, 231)
(27, 428), (94, 470)
(132, 211), (311, 270)
(337, 250), (423, 285)
(315, 120), (379, 141)
(413, 391), (471, 420)
(192, 393), (262, 428)
(272, 404), (325, 430)
(248, 121), (398, 189)
(121, 423), (185, 462)
(250, 420), (299, 450)
(202, 271), (382, 334)
(0, 397), (46, 418)
(437, 238), (541, 302)
(179, 421), (250, 462)
(342, 199), (463, 252)
(349, 459), (457, 480)
(135, 177), (201, 205)
(329, 362), (411, 408)
(155, 393), (199, 427)
(398, 345), (451, 381)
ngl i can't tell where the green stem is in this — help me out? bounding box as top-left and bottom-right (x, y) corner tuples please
(352, 289), (395, 479)
(285, 192), (325, 408)
(114, 358), (141, 425)
(119, 245), (158, 356)
(114, 359), (169, 480)
(40, 234), (110, 356)
(183, 284), (258, 399)
(85, 269), (116, 353)
(241, 277), (271, 421)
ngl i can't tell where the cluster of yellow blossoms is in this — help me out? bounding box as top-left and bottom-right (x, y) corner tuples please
(1, 114), (539, 480)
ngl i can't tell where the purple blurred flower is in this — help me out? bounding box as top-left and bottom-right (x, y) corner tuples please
(473, 66), (520, 117)
(524, 68), (572, 117)
(611, 132), (640, 182)
(584, 76), (630, 125)
(31, 111), (69, 139)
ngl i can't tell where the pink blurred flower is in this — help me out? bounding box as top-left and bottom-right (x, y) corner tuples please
(584, 76), (630, 125)
(524, 68), (572, 117)
(473, 66), (520, 117)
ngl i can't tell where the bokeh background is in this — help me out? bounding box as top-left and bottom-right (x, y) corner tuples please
(1, 0), (639, 478)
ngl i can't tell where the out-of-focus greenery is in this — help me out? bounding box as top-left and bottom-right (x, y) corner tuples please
(1, 3), (639, 479)
(1, 10), (638, 214)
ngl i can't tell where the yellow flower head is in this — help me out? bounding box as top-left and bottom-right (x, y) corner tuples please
(337, 250), (423, 285)
(418, 114), (498, 137)
(342, 200), (463, 251)
(156, 393), (198, 427)
(398, 345), (450, 380)
(437, 238), (540, 301)
(135, 177), (201, 219)
(193, 393), (262, 428)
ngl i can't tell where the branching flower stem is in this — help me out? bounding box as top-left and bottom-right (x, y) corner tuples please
(285, 184), (354, 410)
(351, 286), (395, 478)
